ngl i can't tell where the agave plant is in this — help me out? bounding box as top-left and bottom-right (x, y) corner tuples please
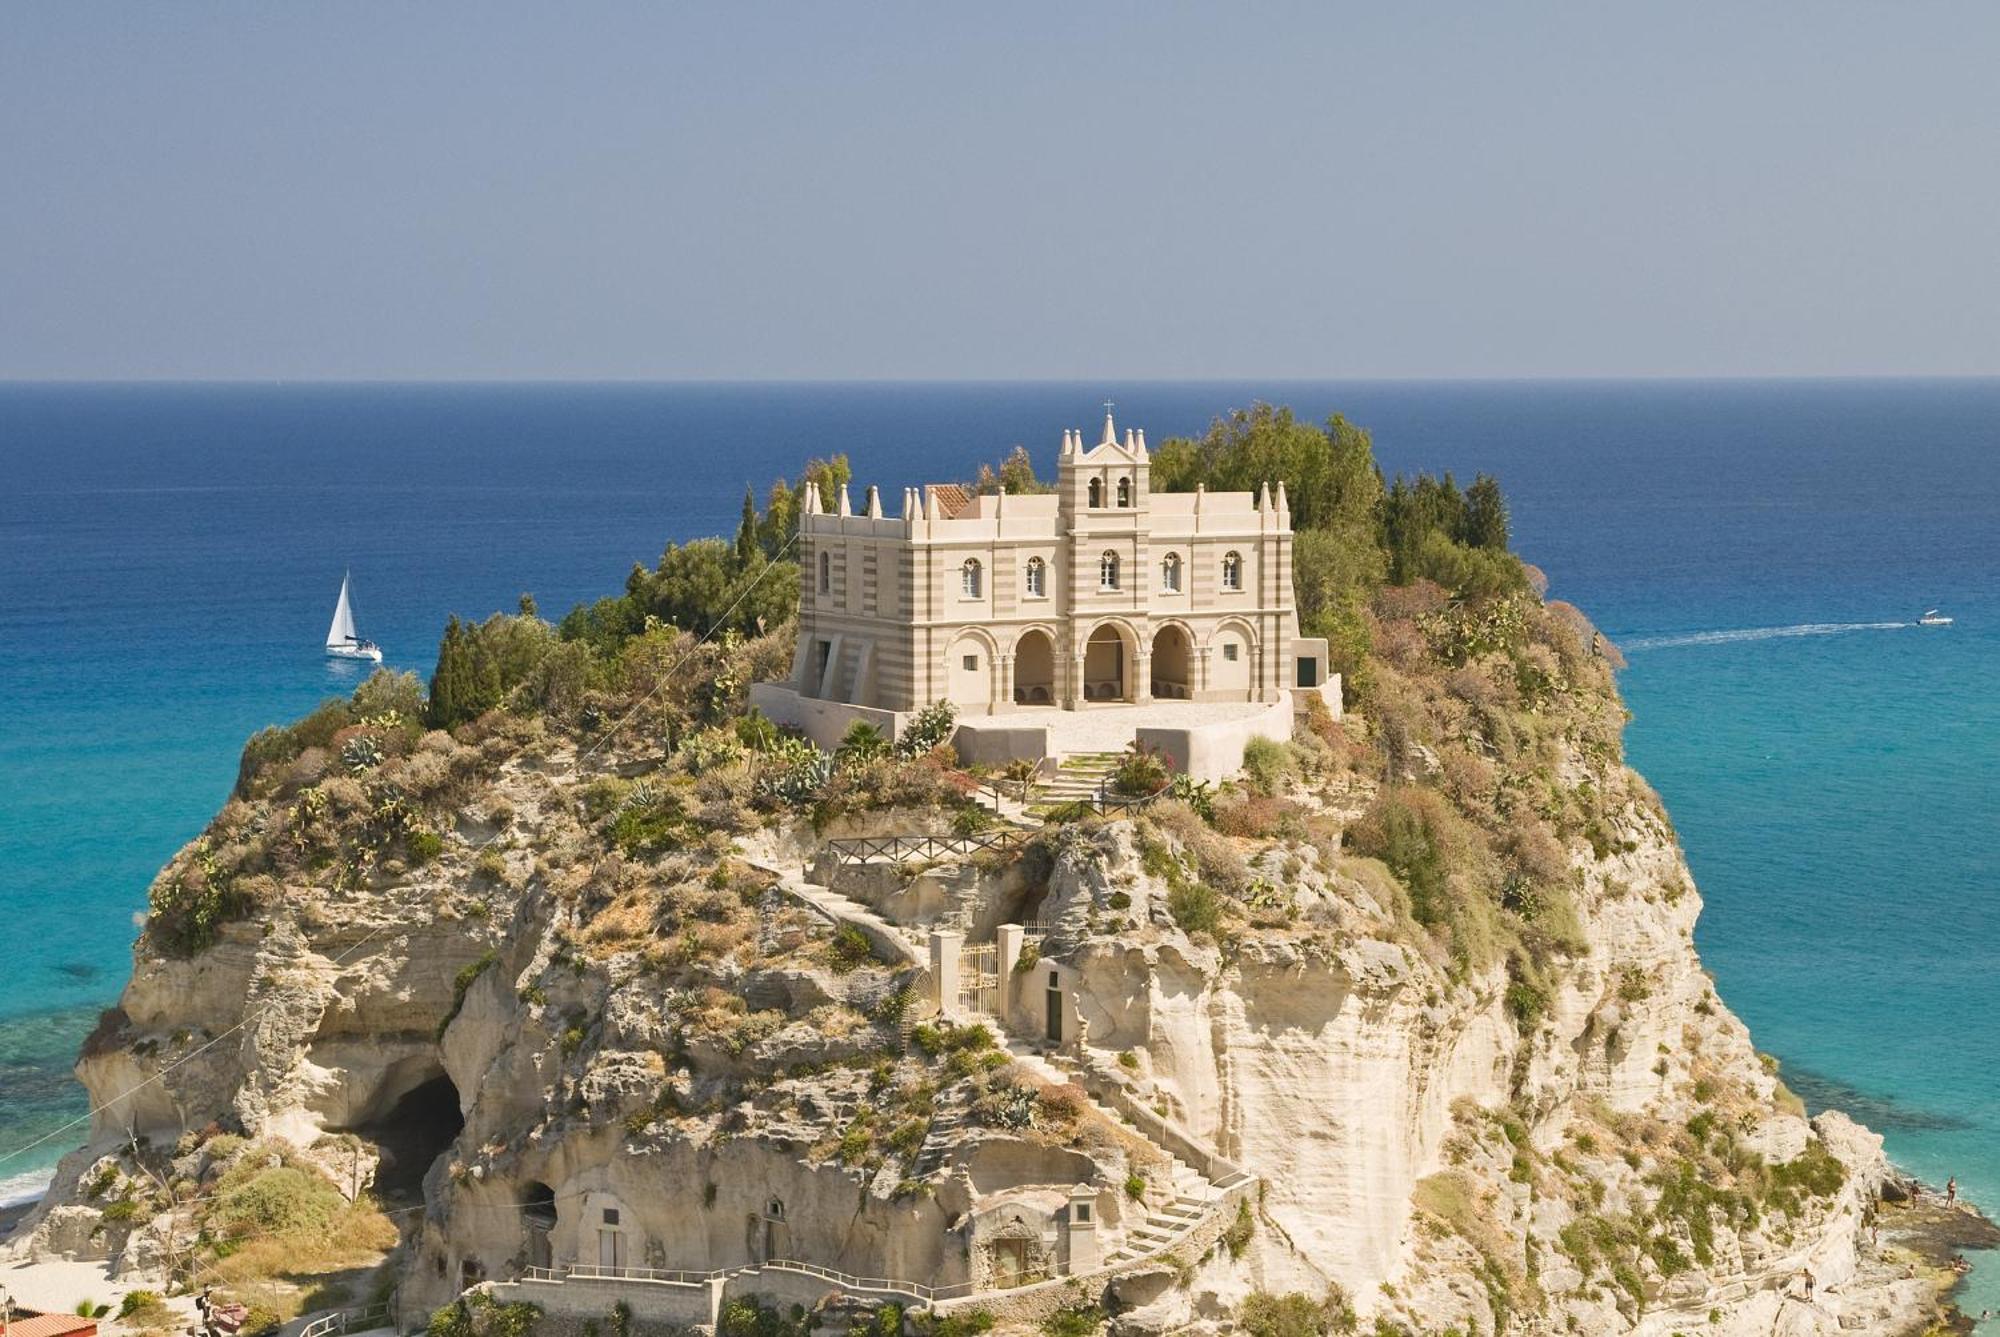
(341, 734), (385, 773)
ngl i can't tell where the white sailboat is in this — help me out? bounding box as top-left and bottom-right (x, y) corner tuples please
(326, 572), (383, 662)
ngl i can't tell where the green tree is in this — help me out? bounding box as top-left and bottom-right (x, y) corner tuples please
(1461, 472), (1509, 550)
(799, 454), (853, 512)
(974, 445), (1050, 495)
(735, 486), (760, 564)
(756, 478), (797, 557)
(427, 615), (506, 729)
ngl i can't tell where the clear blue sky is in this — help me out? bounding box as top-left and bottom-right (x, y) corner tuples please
(3, 2), (1995, 380)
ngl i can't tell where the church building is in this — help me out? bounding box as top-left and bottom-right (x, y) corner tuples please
(753, 411), (1326, 743)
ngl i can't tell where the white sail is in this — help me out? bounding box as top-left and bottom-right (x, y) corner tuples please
(327, 573), (359, 648)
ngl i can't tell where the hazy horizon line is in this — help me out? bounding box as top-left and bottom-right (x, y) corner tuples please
(4, 373), (1999, 388)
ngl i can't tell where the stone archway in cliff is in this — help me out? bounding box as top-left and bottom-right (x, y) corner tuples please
(356, 1072), (464, 1202)
(522, 1181), (557, 1269)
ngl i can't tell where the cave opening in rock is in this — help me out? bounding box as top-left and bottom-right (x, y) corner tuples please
(360, 1073), (464, 1202)
(522, 1181), (557, 1269)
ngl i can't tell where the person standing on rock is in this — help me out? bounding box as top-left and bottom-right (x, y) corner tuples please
(1947, 1177), (1957, 1206)
(1801, 1268), (1815, 1301)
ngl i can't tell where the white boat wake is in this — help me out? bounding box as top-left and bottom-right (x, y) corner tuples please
(1621, 621), (1913, 652)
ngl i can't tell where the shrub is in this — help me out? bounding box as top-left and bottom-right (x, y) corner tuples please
(897, 700), (957, 758)
(1240, 736), (1296, 796)
(827, 924), (875, 973)
(213, 1165), (344, 1238)
(1041, 1305), (1105, 1337)
(1223, 1197), (1255, 1258)
(1165, 774), (1215, 821)
(1238, 1289), (1357, 1336)
(119, 1291), (167, 1321)
(1167, 881), (1221, 937)
(1124, 1172), (1146, 1200)
(1111, 743), (1172, 797)
(836, 720), (890, 765)
(609, 792), (690, 856)
(407, 829), (445, 864)
(909, 1311), (994, 1337)
(438, 949), (498, 1037)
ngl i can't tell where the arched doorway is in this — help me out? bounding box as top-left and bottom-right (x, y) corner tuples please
(522, 1181), (557, 1269)
(1151, 625), (1193, 699)
(1013, 629), (1055, 706)
(1083, 625), (1133, 703)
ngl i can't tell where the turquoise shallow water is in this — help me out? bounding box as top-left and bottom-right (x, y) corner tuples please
(1, 380), (1994, 1309)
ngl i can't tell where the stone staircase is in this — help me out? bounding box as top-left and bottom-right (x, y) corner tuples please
(750, 829), (1249, 1281)
(997, 1041), (1226, 1265)
(910, 1086), (971, 1180)
(1022, 751), (1126, 819)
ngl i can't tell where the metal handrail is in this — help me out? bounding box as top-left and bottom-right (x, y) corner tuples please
(523, 1264), (723, 1287)
(758, 1258), (978, 1302)
(297, 1299), (394, 1337)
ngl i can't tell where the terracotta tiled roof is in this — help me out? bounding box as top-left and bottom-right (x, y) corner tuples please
(3, 1313), (100, 1337)
(927, 484), (972, 519)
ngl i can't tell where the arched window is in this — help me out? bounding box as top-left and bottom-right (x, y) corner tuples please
(1221, 551), (1242, 591)
(1116, 477), (1132, 507)
(1160, 552), (1181, 592)
(1024, 556), (1046, 598)
(961, 558), (982, 598)
(818, 551), (830, 593)
(1087, 478), (1103, 508)
(1099, 551), (1120, 590)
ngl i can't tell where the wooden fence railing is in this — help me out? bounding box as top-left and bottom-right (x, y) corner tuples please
(823, 829), (1023, 866)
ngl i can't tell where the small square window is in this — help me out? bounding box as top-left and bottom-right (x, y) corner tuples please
(1074, 1203), (1092, 1222)
(602, 1208), (620, 1225)
(962, 654), (979, 671)
(1223, 643), (1239, 662)
(1048, 970), (1059, 987)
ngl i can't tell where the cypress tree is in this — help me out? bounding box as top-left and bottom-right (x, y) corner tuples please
(427, 616), (469, 728)
(1462, 474), (1510, 551)
(734, 486), (759, 566)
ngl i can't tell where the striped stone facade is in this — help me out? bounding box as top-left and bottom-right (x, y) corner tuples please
(771, 412), (1305, 719)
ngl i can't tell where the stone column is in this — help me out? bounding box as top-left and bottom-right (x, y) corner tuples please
(996, 924), (1025, 1027)
(930, 930), (965, 1019)
(998, 652), (1015, 711)
(1064, 1185), (1101, 1275)
(1133, 651), (1152, 703)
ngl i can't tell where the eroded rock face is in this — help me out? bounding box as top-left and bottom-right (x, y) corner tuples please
(1040, 778), (1912, 1336)
(12, 713), (1931, 1336)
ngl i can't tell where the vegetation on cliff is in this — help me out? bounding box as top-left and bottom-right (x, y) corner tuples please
(93, 405), (1888, 1336)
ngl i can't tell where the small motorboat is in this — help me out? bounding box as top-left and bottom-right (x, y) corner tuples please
(326, 571), (384, 662)
(1917, 608), (1954, 627)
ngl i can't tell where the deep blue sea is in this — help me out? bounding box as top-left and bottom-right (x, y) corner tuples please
(3, 381), (1995, 1308)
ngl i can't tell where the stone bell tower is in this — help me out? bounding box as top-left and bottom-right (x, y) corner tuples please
(1054, 405), (1154, 707)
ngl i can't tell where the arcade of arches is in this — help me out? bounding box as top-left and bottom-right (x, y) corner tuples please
(987, 621), (1253, 710)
